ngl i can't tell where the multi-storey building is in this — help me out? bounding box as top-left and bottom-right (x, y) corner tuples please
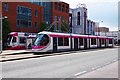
(70, 4), (87, 34)
(2, 1), (69, 33)
(95, 27), (109, 32)
(86, 20), (98, 35)
(31, 1), (52, 24)
(95, 31), (120, 44)
(2, 2), (44, 33)
(29, 1), (69, 25)
(51, 2), (69, 23)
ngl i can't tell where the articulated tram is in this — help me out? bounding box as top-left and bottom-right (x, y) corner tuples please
(6, 32), (37, 50)
(32, 31), (114, 52)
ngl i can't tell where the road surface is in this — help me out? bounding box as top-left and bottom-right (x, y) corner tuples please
(2, 48), (118, 78)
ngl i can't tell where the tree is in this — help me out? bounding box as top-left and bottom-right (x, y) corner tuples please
(40, 22), (48, 31)
(2, 19), (11, 49)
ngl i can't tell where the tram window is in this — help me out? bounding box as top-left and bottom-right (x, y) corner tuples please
(102, 39), (105, 44)
(34, 34), (49, 46)
(20, 37), (26, 44)
(91, 38), (94, 45)
(79, 38), (83, 46)
(93, 39), (96, 45)
(64, 38), (69, 46)
(109, 39), (112, 44)
(58, 37), (63, 46)
(40, 35), (49, 45)
(7, 35), (12, 44)
(91, 38), (96, 45)
(12, 37), (16, 42)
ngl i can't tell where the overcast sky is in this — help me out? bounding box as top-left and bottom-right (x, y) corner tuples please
(60, 0), (119, 31)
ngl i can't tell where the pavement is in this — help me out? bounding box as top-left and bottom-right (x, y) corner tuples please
(2, 48), (118, 78)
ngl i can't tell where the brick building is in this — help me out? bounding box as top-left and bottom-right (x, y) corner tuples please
(51, 2), (69, 23)
(2, 2), (44, 33)
(95, 27), (109, 32)
(30, 1), (69, 24)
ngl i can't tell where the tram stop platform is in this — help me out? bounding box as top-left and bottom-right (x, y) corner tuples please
(1, 50), (31, 55)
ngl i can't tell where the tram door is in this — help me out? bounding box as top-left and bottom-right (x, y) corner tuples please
(99, 39), (102, 47)
(88, 38), (90, 48)
(26, 38), (32, 49)
(53, 37), (57, 52)
(84, 38), (87, 49)
(105, 39), (107, 47)
(74, 38), (78, 50)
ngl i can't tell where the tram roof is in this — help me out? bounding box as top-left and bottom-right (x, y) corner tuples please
(38, 31), (113, 39)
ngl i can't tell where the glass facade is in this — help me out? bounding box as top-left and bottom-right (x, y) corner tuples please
(27, 0), (52, 24)
(17, 6), (32, 28)
(38, 2), (52, 24)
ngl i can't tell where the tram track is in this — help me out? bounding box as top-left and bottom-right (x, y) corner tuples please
(1, 47), (118, 62)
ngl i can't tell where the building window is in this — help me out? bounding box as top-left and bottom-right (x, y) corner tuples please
(17, 20), (20, 27)
(54, 2), (57, 10)
(84, 12), (87, 34)
(58, 3), (61, 11)
(66, 6), (68, 13)
(4, 3), (8, 11)
(20, 20), (28, 27)
(17, 6), (32, 28)
(87, 20), (89, 34)
(77, 12), (80, 25)
(62, 5), (64, 12)
(17, 6), (20, 14)
(35, 10), (38, 17)
(28, 21), (32, 27)
(28, 8), (32, 16)
(34, 22), (38, 28)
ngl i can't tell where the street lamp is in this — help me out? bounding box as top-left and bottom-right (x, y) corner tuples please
(0, 16), (8, 53)
(0, 16), (8, 19)
(98, 21), (103, 36)
(69, 14), (73, 50)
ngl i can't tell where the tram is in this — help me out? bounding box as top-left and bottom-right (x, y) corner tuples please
(6, 32), (37, 50)
(32, 31), (114, 52)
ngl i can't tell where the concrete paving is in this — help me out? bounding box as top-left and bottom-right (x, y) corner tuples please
(78, 60), (118, 78)
(1, 50), (32, 62)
